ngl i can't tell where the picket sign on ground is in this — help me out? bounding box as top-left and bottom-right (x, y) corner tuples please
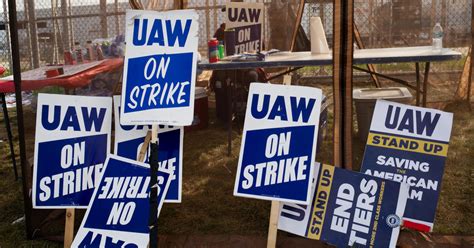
(233, 83), (322, 247)
(225, 2), (264, 54)
(278, 163), (409, 248)
(32, 93), (112, 247)
(234, 83), (322, 204)
(32, 93), (112, 209)
(71, 155), (172, 247)
(360, 100), (453, 232)
(120, 9), (199, 126)
(114, 95), (183, 202)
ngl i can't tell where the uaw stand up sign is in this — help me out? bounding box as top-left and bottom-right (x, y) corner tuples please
(120, 9), (199, 126)
(71, 155), (172, 247)
(33, 94), (112, 208)
(278, 163), (409, 248)
(234, 83), (322, 204)
(114, 96), (183, 202)
(361, 100), (453, 232)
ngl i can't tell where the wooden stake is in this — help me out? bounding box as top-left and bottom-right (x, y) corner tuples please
(64, 208), (75, 248)
(138, 131), (152, 162)
(151, 125), (158, 143)
(289, 0), (305, 52)
(354, 24), (380, 88)
(266, 201), (280, 248)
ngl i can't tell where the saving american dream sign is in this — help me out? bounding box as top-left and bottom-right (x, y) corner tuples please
(361, 100), (453, 232)
(120, 9), (199, 126)
(114, 95), (183, 202)
(234, 83), (322, 204)
(71, 155), (172, 247)
(278, 163), (409, 248)
(32, 94), (112, 208)
(225, 2), (263, 53)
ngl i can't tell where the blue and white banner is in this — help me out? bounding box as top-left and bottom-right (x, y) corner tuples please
(279, 163), (409, 248)
(71, 155), (172, 248)
(233, 83), (322, 204)
(361, 100), (453, 232)
(32, 94), (112, 209)
(225, 2), (263, 53)
(120, 9), (199, 126)
(114, 95), (183, 202)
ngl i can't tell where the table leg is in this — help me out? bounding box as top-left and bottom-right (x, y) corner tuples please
(1, 93), (18, 180)
(227, 71), (235, 156)
(415, 63), (421, 106)
(422, 62), (431, 107)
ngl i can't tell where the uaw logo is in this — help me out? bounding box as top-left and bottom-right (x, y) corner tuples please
(386, 214), (401, 228)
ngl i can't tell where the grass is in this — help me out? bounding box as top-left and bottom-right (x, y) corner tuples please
(0, 79), (472, 246)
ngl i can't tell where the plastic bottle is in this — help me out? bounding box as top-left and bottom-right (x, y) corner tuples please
(432, 23), (443, 53)
(218, 44), (225, 59)
(74, 41), (83, 64)
(96, 45), (104, 61)
(208, 38), (219, 63)
(85, 40), (96, 61)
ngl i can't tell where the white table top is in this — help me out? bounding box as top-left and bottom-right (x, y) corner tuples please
(198, 46), (462, 70)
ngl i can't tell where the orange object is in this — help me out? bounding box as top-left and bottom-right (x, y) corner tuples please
(45, 69), (60, 78)
(0, 58), (123, 93)
(208, 38), (219, 63)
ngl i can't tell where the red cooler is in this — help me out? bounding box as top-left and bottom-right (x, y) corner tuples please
(186, 87), (209, 131)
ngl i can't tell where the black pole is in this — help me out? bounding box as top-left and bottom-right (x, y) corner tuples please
(1, 93), (18, 180)
(8, 0), (33, 238)
(148, 141), (159, 248)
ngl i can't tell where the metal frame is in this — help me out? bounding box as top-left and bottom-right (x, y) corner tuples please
(0, 93), (18, 180)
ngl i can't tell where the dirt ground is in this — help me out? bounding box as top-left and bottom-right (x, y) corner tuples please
(0, 70), (473, 246)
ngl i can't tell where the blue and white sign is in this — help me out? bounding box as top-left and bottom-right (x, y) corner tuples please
(361, 100), (453, 232)
(233, 83), (322, 204)
(71, 155), (172, 248)
(279, 163), (409, 248)
(120, 9), (199, 126)
(114, 95), (183, 202)
(225, 2), (263, 53)
(32, 94), (112, 209)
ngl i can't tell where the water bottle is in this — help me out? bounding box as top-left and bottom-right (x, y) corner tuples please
(432, 23), (443, 53)
(74, 41), (83, 64)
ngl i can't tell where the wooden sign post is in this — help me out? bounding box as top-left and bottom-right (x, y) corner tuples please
(64, 208), (75, 247)
(267, 71), (292, 247)
(267, 201), (281, 248)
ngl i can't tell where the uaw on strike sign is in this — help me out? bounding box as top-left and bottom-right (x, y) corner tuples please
(114, 95), (183, 202)
(120, 9), (199, 126)
(234, 83), (322, 204)
(279, 163), (409, 248)
(71, 155), (172, 247)
(33, 94), (111, 208)
(361, 100), (453, 232)
(225, 2), (263, 53)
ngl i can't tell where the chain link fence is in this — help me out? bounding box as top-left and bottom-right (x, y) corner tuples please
(0, 0), (130, 72)
(0, 0), (471, 74)
(299, 0), (471, 98)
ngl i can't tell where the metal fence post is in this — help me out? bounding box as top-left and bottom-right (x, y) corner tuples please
(61, 0), (70, 51)
(100, 0), (108, 38)
(26, 0), (39, 68)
